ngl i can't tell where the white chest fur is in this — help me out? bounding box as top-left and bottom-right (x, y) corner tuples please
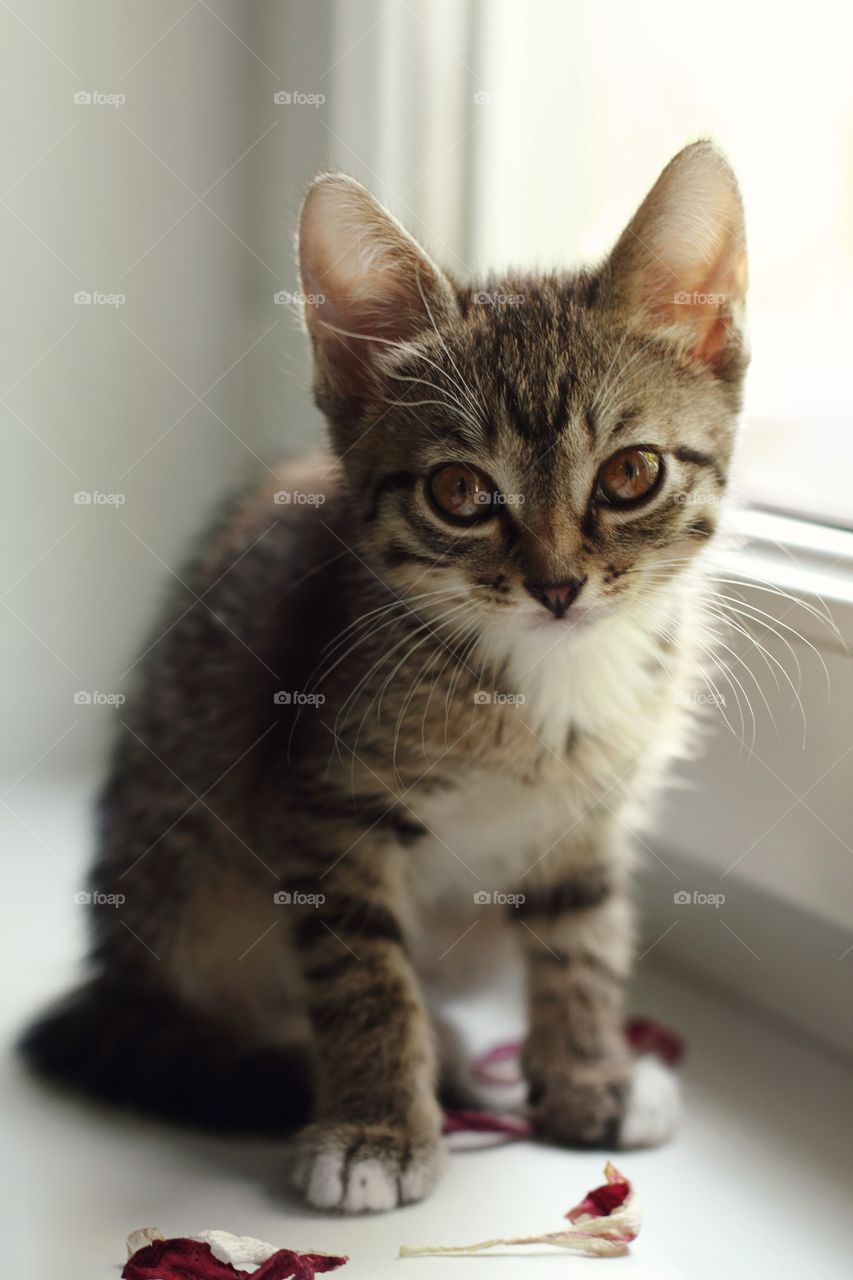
(401, 590), (694, 985)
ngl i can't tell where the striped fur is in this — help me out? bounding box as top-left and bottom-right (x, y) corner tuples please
(22, 143), (747, 1211)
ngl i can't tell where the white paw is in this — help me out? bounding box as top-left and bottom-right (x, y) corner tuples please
(618, 1055), (681, 1148)
(292, 1123), (447, 1213)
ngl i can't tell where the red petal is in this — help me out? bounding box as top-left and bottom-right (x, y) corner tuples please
(625, 1016), (686, 1066)
(123, 1239), (246, 1280)
(254, 1251), (348, 1279)
(566, 1167), (631, 1222)
(123, 1239), (348, 1280)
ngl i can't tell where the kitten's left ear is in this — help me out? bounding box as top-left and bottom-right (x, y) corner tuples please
(602, 141), (747, 370)
(298, 173), (459, 416)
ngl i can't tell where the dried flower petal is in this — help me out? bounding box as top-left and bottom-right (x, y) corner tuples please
(625, 1016), (686, 1066)
(126, 1228), (166, 1258)
(400, 1162), (640, 1259)
(566, 1161), (631, 1222)
(122, 1233), (347, 1280)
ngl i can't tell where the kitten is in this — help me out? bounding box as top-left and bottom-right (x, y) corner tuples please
(22, 141), (748, 1212)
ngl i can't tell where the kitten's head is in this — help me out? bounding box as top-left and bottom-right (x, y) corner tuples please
(298, 142), (748, 645)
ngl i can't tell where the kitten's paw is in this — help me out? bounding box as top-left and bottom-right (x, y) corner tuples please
(292, 1122), (447, 1213)
(617, 1055), (681, 1148)
(530, 1057), (680, 1150)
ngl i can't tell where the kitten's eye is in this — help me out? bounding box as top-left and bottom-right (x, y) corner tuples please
(597, 447), (662, 506)
(428, 463), (496, 524)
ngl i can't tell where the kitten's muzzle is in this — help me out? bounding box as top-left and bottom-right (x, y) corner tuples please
(523, 577), (586, 619)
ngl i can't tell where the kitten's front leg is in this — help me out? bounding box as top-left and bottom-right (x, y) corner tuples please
(514, 841), (679, 1149)
(288, 843), (445, 1212)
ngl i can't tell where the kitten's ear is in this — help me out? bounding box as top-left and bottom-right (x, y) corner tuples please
(298, 173), (458, 412)
(602, 141), (747, 369)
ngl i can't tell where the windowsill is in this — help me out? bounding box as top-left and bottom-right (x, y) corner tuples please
(718, 506), (853, 650)
(4, 773), (853, 1277)
(1, 773), (850, 1280)
(645, 502), (853, 1059)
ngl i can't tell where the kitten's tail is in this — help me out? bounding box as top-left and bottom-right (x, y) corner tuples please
(18, 977), (313, 1134)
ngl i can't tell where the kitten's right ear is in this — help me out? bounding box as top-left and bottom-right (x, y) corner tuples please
(298, 174), (458, 415)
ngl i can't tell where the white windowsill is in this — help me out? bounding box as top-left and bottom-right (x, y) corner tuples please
(3, 775), (853, 1278)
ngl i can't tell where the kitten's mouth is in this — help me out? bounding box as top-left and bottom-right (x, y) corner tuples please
(526, 604), (608, 632)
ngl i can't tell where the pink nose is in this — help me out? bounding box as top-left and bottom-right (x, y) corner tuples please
(524, 578), (585, 618)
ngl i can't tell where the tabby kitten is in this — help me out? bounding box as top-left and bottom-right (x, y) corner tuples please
(23, 142), (748, 1212)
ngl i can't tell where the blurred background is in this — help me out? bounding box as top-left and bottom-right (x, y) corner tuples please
(2, 4), (852, 1273)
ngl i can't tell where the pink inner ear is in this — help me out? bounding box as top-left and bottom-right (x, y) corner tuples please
(643, 243), (746, 368)
(299, 175), (458, 405)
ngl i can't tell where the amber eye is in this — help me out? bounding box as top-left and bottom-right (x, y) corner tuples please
(597, 447), (662, 507)
(427, 463), (496, 524)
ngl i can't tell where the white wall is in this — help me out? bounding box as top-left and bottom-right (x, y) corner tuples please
(1, 1), (335, 776)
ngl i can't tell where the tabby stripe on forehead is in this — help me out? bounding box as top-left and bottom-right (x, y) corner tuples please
(673, 446), (725, 486)
(514, 869), (611, 919)
(499, 374), (536, 439)
(553, 368), (579, 433)
(366, 470), (417, 521)
(295, 896), (405, 947)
